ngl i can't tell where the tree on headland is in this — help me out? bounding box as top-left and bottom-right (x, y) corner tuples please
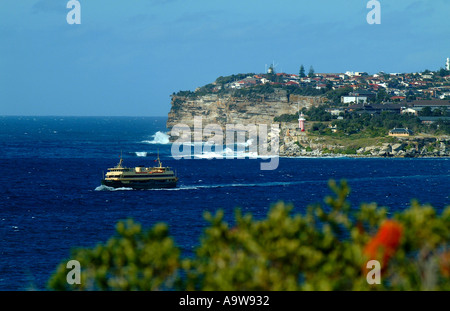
(48, 180), (450, 291)
(308, 66), (315, 78)
(419, 106), (433, 117)
(438, 68), (450, 77)
(375, 88), (389, 103)
(299, 65), (306, 78)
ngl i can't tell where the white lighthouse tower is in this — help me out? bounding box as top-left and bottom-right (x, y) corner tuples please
(297, 102), (306, 132)
(298, 113), (306, 132)
(446, 58), (450, 71)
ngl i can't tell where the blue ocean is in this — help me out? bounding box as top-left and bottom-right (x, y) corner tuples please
(0, 116), (449, 290)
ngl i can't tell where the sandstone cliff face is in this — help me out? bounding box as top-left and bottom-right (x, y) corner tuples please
(166, 91), (450, 158)
(166, 90), (326, 129)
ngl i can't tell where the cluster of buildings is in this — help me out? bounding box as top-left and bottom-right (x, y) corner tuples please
(207, 60), (450, 136)
(218, 59), (450, 103)
(346, 99), (450, 116)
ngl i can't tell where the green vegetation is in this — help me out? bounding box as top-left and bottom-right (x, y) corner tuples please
(233, 84), (275, 98)
(48, 180), (450, 291)
(275, 106), (450, 136)
(172, 90), (195, 97)
(332, 147), (358, 155)
(326, 87), (352, 105)
(275, 106), (334, 123)
(172, 66), (450, 104)
(375, 88), (389, 104)
(285, 85), (325, 96)
(334, 111), (450, 136)
(438, 68), (450, 77)
(299, 65), (306, 78)
(174, 72), (329, 99)
(308, 66), (315, 78)
(215, 74), (256, 86)
(418, 106), (449, 117)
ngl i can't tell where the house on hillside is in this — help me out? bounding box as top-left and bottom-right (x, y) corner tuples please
(419, 117), (450, 125)
(408, 99), (450, 112)
(391, 96), (406, 101)
(388, 128), (414, 137)
(325, 108), (345, 116)
(400, 107), (419, 116)
(347, 103), (404, 114)
(342, 95), (368, 104)
(341, 90), (377, 104)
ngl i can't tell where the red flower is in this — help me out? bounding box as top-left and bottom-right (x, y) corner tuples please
(364, 220), (403, 269)
(440, 251), (450, 278)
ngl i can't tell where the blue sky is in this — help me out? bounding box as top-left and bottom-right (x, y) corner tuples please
(0, 0), (449, 116)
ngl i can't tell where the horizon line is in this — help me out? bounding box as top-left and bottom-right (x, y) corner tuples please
(0, 115), (169, 118)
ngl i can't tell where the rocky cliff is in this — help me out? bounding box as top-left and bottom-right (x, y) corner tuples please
(166, 90), (450, 158)
(167, 90), (326, 129)
(279, 122), (450, 158)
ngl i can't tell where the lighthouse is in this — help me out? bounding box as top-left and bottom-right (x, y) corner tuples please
(298, 112), (306, 132)
(446, 58), (450, 71)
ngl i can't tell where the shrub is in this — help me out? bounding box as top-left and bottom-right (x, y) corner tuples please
(48, 220), (180, 290)
(48, 180), (450, 291)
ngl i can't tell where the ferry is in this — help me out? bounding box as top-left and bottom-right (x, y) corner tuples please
(101, 153), (178, 189)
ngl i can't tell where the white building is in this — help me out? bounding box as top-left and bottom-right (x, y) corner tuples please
(401, 108), (419, 116)
(345, 71), (368, 77)
(446, 58), (450, 71)
(341, 95), (368, 104)
(440, 92), (450, 99)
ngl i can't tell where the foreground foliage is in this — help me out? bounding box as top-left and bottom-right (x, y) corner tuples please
(48, 180), (450, 290)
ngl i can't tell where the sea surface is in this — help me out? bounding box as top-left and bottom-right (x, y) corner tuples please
(0, 116), (449, 290)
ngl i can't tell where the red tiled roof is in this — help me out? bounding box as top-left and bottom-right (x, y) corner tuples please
(391, 96), (406, 100)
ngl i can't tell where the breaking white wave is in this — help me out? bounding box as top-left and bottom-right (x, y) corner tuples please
(142, 131), (170, 145)
(135, 152), (148, 157)
(95, 185), (134, 191)
(174, 141), (214, 147)
(237, 139), (254, 147)
(193, 152), (276, 159)
(192, 147), (276, 159)
(180, 139), (254, 147)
